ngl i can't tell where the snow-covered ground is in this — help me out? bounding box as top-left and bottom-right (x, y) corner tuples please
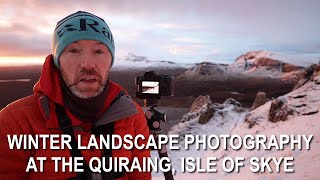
(112, 53), (193, 69)
(152, 74), (320, 179)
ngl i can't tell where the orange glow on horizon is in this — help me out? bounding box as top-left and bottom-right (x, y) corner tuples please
(0, 56), (45, 66)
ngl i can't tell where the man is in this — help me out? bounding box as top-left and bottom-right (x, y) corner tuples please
(0, 11), (151, 180)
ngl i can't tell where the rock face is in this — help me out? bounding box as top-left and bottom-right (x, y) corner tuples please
(181, 95), (212, 123)
(181, 95), (244, 125)
(253, 57), (280, 67)
(282, 63), (302, 73)
(268, 96), (293, 123)
(253, 57), (301, 73)
(189, 95), (211, 112)
(229, 50), (305, 82)
(251, 92), (267, 110)
(224, 98), (242, 107)
(198, 103), (214, 124)
(294, 64), (320, 89)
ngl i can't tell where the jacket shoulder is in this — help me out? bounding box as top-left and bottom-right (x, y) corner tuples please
(0, 94), (43, 133)
(1, 94), (40, 113)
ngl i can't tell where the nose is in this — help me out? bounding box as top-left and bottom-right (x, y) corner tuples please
(80, 52), (96, 69)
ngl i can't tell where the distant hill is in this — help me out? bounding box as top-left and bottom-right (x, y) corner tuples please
(113, 53), (192, 70)
(179, 50), (320, 82)
(176, 62), (242, 81)
(228, 51), (308, 82)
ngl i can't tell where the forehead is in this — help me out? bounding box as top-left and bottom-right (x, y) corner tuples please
(69, 40), (106, 47)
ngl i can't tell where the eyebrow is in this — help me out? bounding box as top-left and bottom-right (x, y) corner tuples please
(72, 41), (104, 45)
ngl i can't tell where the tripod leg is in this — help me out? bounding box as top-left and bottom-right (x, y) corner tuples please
(157, 137), (174, 180)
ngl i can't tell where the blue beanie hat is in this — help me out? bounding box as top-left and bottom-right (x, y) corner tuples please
(52, 11), (115, 68)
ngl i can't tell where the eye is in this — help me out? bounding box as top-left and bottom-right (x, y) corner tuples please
(68, 48), (80, 53)
(94, 49), (104, 54)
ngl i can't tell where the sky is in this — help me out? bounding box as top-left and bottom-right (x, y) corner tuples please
(0, 0), (320, 65)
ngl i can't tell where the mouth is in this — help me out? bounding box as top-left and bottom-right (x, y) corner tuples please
(79, 76), (98, 83)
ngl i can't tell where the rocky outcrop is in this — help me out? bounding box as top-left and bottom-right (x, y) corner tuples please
(224, 98), (245, 114)
(253, 57), (279, 67)
(251, 92), (267, 110)
(181, 95), (244, 125)
(230, 50), (305, 82)
(294, 64), (320, 89)
(189, 95), (211, 112)
(235, 51), (260, 62)
(268, 96), (293, 123)
(198, 103), (214, 124)
(245, 96), (293, 128)
(224, 98), (242, 107)
(282, 63), (302, 73)
(253, 57), (302, 73)
(181, 95), (212, 123)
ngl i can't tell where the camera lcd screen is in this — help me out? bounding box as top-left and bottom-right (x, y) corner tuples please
(142, 81), (159, 94)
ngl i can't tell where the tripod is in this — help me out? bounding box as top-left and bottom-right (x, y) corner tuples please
(144, 98), (174, 180)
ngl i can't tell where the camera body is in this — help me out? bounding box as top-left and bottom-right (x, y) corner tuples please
(135, 71), (174, 100)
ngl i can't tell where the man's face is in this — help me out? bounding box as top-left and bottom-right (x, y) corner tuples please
(59, 40), (112, 99)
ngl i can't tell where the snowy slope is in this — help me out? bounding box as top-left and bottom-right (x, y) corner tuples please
(113, 53), (192, 69)
(208, 77), (320, 180)
(152, 74), (320, 179)
(177, 62), (242, 81)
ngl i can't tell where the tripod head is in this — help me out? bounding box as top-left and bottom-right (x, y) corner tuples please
(143, 98), (166, 132)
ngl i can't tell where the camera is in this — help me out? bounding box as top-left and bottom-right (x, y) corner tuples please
(135, 71), (174, 100)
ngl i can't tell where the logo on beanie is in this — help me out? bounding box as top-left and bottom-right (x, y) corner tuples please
(57, 18), (114, 47)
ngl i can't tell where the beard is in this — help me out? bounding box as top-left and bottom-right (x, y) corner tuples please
(69, 83), (105, 99)
(61, 68), (108, 99)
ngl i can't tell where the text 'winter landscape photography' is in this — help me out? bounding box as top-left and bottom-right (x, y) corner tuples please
(0, 1), (320, 180)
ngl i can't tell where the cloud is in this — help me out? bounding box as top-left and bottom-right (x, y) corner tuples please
(0, 33), (50, 56)
(211, 48), (221, 55)
(155, 23), (205, 30)
(165, 44), (204, 55)
(0, 0), (319, 63)
(173, 37), (203, 44)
